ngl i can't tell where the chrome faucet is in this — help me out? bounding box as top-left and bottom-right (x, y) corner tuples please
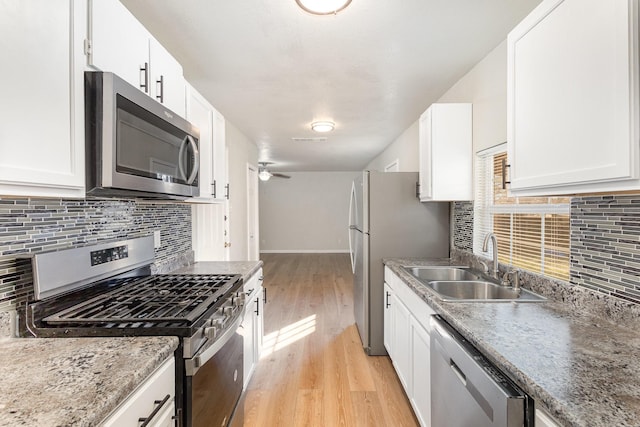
(482, 232), (499, 278)
(502, 270), (520, 292)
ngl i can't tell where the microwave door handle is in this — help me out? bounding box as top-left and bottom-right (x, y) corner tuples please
(178, 136), (188, 181)
(185, 135), (200, 185)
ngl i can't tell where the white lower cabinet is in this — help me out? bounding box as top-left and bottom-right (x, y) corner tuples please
(410, 316), (431, 427)
(383, 282), (393, 356)
(384, 267), (435, 427)
(242, 268), (264, 389)
(535, 407), (561, 427)
(101, 356), (175, 427)
(391, 291), (412, 392)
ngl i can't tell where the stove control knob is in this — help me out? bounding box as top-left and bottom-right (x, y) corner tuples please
(223, 306), (234, 316)
(204, 326), (218, 339)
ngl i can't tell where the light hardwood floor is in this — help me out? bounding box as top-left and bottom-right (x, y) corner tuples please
(243, 253), (419, 427)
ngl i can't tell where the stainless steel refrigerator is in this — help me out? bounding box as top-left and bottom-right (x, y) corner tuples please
(348, 171), (450, 355)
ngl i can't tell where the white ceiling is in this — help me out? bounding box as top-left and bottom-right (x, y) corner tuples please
(121, 0), (541, 172)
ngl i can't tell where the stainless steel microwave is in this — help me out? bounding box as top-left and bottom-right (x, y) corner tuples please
(85, 71), (200, 199)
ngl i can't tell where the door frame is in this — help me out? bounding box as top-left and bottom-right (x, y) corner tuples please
(246, 162), (259, 260)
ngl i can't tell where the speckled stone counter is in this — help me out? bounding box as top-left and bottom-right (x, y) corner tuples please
(384, 258), (640, 427)
(170, 261), (263, 282)
(0, 336), (178, 427)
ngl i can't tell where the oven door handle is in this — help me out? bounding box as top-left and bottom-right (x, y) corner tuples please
(185, 315), (242, 377)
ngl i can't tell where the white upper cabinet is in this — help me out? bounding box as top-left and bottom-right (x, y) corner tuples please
(89, 0), (186, 116)
(186, 84), (227, 203)
(0, 0), (86, 198)
(150, 37), (186, 116)
(418, 103), (473, 201)
(212, 109), (228, 201)
(507, 0), (640, 196)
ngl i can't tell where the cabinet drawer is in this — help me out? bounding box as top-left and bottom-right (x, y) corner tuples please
(101, 357), (175, 427)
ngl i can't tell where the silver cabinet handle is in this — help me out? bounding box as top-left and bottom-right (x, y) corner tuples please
(225, 183), (230, 199)
(212, 180), (217, 197)
(139, 62), (149, 93)
(138, 394), (171, 427)
(156, 75), (164, 103)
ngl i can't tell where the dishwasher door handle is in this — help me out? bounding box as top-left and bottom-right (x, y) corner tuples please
(449, 359), (467, 386)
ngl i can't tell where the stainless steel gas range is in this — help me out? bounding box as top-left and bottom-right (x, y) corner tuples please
(23, 236), (245, 427)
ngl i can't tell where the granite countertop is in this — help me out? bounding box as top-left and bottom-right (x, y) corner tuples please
(384, 258), (640, 427)
(170, 260), (263, 282)
(0, 336), (178, 427)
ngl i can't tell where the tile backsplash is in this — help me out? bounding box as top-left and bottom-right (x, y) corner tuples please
(570, 195), (640, 305)
(452, 201), (474, 252)
(452, 195), (640, 309)
(0, 197), (193, 311)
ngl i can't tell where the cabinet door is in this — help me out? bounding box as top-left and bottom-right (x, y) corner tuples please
(212, 108), (228, 200)
(242, 296), (256, 389)
(90, 0), (150, 93)
(410, 316), (431, 427)
(419, 103), (473, 201)
(0, 0), (85, 198)
(102, 357), (175, 427)
(150, 36), (185, 116)
(391, 293), (411, 392)
(186, 84), (215, 201)
(535, 407), (561, 427)
(383, 282), (393, 355)
(507, 0), (640, 195)
(255, 286), (264, 359)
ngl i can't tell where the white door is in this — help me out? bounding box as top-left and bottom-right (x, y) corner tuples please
(247, 163), (260, 261)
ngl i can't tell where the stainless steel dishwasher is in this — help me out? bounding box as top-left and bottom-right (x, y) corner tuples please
(430, 316), (532, 427)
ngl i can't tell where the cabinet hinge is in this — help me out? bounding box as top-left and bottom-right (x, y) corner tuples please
(84, 39), (92, 56)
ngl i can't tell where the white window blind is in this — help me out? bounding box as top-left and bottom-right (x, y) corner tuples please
(473, 143), (570, 281)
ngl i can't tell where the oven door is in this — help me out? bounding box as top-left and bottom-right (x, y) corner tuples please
(184, 316), (244, 427)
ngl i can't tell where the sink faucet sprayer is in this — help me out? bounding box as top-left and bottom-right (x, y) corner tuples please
(482, 233), (499, 278)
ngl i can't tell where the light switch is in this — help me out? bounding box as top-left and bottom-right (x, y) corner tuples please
(154, 230), (161, 248)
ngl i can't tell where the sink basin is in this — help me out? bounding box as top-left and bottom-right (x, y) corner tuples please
(405, 266), (479, 282)
(426, 280), (546, 303)
(401, 265), (546, 303)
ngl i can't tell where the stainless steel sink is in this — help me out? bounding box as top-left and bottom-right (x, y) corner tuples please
(405, 266), (480, 282)
(402, 265), (546, 303)
(427, 280), (545, 302)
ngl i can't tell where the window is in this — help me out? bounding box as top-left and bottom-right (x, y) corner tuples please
(473, 144), (570, 281)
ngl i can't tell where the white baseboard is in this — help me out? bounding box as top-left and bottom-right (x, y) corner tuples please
(260, 249), (350, 254)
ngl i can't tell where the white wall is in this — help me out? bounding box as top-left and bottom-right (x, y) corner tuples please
(227, 120), (259, 261)
(366, 121), (419, 172)
(436, 40), (508, 152)
(259, 171), (359, 253)
(367, 40), (509, 168)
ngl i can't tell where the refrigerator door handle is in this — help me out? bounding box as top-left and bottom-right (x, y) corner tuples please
(348, 182), (357, 274)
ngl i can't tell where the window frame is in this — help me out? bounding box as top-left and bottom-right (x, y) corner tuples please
(473, 143), (570, 281)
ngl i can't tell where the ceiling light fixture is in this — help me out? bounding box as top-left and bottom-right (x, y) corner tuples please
(295, 0), (352, 15)
(258, 170), (272, 181)
(311, 121), (335, 133)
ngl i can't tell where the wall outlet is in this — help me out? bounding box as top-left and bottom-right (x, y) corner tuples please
(154, 230), (161, 249)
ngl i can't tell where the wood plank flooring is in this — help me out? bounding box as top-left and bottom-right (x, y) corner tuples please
(243, 253), (419, 427)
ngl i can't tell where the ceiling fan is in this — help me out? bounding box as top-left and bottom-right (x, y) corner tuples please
(258, 162), (291, 181)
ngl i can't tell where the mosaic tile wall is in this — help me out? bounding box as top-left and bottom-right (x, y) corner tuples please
(0, 197), (192, 311)
(452, 201), (474, 252)
(570, 195), (640, 305)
